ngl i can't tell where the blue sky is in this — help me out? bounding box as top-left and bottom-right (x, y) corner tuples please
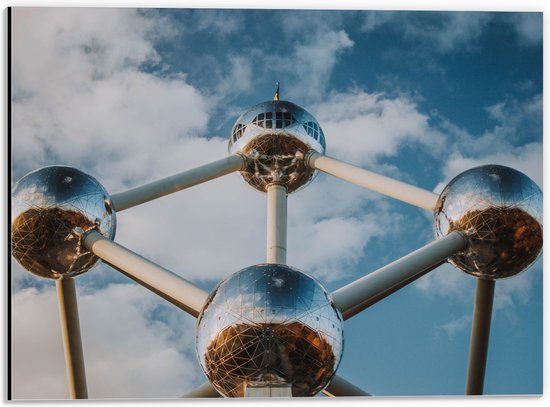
(9, 3), (543, 400)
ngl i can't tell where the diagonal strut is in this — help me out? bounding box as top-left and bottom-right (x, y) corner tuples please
(331, 231), (467, 320)
(110, 154), (246, 211)
(306, 151), (439, 210)
(82, 230), (208, 318)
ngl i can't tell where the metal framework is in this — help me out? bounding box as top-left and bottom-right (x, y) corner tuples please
(11, 98), (542, 399)
(54, 153), (481, 398)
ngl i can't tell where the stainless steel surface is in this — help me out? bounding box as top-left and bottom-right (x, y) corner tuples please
(196, 264), (344, 397)
(306, 151), (439, 210)
(434, 165), (543, 279)
(56, 277), (88, 399)
(82, 230), (208, 318)
(465, 278), (495, 395)
(331, 231), (467, 320)
(110, 154), (246, 211)
(11, 166), (116, 279)
(228, 100), (325, 193)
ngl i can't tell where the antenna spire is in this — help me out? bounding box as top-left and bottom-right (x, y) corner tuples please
(274, 81), (280, 101)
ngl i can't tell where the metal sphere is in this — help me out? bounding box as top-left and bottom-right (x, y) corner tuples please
(196, 264), (344, 397)
(11, 166), (117, 279)
(228, 100), (326, 193)
(434, 165), (542, 279)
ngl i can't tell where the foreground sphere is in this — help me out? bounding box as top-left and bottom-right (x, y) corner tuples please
(11, 166), (116, 279)
(196, 264), (343, 397)
(434, 165), (542, 279)
(228, 100), (326, 193)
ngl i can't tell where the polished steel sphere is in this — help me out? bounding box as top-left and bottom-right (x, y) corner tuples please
(434, 165), (542, 279)
(196, 264), (343, 397)
(228, 100), (326, 193)
(11, 166), (116, 279)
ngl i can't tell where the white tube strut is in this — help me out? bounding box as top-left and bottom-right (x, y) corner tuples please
(306, 151), (439, 211)
(266, 184), (287, 264)
(56, 276), (88, 399)
(323, 375), (371, 397)
(110, 154), (246, 212)
(331, 231), (467, 320)
(82, 231), (208, 318)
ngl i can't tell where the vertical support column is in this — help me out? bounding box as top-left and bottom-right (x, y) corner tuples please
(465, 278), (496, 395)
(266, 184), (287, 264)
(56, 276), (88, 399)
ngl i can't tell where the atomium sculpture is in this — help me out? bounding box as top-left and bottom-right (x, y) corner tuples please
(11, 88), (543, 399)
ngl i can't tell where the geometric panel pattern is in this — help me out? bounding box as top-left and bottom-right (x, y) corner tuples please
(434, 165), (542, 279)
(11, 166), (116, 279)
(240, 133), (316, 193)
(227, 100), (326, 193)
(196, 264), (344, 397)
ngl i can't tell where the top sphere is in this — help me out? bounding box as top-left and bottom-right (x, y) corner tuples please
(11, 166), (117, 279)
(228, 100), (326, 193)
(434, 165), (542, 279)
(196, 263), (343, 397)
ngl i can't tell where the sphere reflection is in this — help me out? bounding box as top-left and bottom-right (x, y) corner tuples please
(11, 166), (116, 279)
(434, 165), (542, 279)
(196, 264), (343, 397)
(228, 100), (326, 193)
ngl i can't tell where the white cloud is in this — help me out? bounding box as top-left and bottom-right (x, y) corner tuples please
(361, 11), (541, 56)
(12, 8), (209, 186)
(486, 94), (542, 134)
(12, 8), (164, 95)
(312, 90), (444, 168)
(423, 12), (490, 52)
(288, 209), (396, 283)
(414, 263), (475, 302)
(271, 30), (354, 103)
(493, 261), (541, 312)
(11, 287), (69, 399)
(361, 12), (491, 53)
(361, 11), (398, 32)
(506, 13), (542, 45)
(434, 95), (543, 192)
(190, 9), (245, 36)
(213, 55), (254, 99)
(11, 284), (201, 399)
(438, 314), (471, 338)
